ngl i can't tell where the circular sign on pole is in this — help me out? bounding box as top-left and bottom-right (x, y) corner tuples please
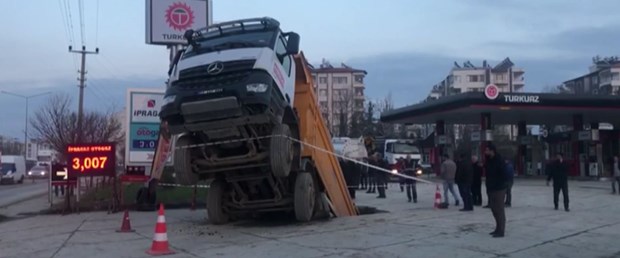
(542, 129), (548, 138)
(484, 84), (499, 100)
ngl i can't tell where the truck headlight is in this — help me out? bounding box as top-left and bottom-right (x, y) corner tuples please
(28, 171), (32, 175)
(391, 169), (398, 174)
(246, 83), (269, 93)
(416, 169), (422, 175)
(163, 95), (175, 105)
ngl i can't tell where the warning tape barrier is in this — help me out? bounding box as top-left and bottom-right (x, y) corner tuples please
(170, 135), (436, 185)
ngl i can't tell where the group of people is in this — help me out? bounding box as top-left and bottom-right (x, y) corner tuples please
(437, 144), (573, 238)
(358, 153), (421, 202)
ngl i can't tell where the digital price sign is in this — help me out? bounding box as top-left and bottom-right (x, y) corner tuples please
(66, 143), (116, 177)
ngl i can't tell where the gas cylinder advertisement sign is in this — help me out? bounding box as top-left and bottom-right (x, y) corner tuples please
(125, 89), (173, 165)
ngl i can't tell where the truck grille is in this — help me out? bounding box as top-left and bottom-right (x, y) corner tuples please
(174, 60), (256, 89)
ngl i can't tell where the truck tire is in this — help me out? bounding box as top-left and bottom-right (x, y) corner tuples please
(207, 180), (229, 225)
(294, 172), (316, 222)
(270, 124), (294, 178)
(174, 135), (199, 185)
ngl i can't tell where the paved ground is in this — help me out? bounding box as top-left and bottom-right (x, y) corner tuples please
(1, 179), (620, 258)
(0, 179), (48, 208)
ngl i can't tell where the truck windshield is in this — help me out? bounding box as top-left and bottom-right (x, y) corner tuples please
(183, 30), (276, 59)
(1, 163), (16, 175)
(387, 143), (420, 154)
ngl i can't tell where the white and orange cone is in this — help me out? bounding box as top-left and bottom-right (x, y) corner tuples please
(146, 203), (175, 256)
(434, 184), (442, 209)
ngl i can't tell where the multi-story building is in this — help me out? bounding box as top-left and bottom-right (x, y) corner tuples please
(564, 56), (620, 95)
(310, 59), (367, 136)
(424, 58), (526, 141)
(427, 58), (525, 100)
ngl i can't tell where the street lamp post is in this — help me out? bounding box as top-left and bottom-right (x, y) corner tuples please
(1, 91), (52, 161)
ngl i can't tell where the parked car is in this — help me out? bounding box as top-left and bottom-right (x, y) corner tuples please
(1, 155), (26, 184)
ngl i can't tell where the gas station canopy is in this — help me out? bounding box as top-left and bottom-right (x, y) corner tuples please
(381, 92), (620, 126)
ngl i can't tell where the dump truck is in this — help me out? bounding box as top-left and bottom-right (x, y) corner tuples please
(144, 17), (356, 224)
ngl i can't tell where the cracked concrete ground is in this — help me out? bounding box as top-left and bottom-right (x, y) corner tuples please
(1, 179), (619, 258)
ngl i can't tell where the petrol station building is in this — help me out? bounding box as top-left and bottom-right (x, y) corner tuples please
(380, 84), (620, 177)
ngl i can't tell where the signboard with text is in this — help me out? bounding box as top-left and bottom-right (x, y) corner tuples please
(66, 143), (116, 178)
(145, 0), (212, 45)
(125, 89), (173, 166)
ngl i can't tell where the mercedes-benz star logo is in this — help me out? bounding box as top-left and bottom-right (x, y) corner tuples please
(206, 61), (224, 75)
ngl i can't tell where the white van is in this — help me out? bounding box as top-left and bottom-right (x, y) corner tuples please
(1, 155), (26, 184)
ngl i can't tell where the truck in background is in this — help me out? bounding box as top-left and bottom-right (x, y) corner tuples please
(1, 155), (26, 184)
(373, 138), (422, 177)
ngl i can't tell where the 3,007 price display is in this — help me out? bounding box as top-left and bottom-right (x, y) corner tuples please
(72, 157), (108, 172)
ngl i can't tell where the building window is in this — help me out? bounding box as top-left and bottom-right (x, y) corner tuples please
(468, 75), (479, 82)
(319, 77), (327, 83)
(612, 72), (620, 81)
(495, 74), (505, 81)
(319, 89), (327, 96)
(592, 76), (598, 84)
(354, 75), (364, 83)
(312, 75), (317, 82)
(333, 76), (348, 84)
(320, 101), (328, 110)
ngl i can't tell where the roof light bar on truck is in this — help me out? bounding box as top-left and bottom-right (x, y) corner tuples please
(184, 17), (280, 46)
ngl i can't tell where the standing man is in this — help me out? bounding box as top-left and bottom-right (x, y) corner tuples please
(547, 153), (570, 212)
(374, 153), (388, 199)
(484, 144), (507, 238)
(471, 155), (484, 206)
(504, 160), (515, 207)
(403, 154), (418, 203)
(366, 154), (377, 194)
(612, 156), (620, 194)
(455, 153), (474, 211)
(440, 154), (460, 206)
(360, 157), (368, 190)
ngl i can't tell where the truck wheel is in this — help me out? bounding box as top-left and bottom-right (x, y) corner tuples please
(207, 180), (229, 225)
(294, 172), (316, 222)
(174, 135), (199, 185)
(270, 124), (294, 178)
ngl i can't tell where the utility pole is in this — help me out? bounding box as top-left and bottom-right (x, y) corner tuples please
(68, 45), (99, 143)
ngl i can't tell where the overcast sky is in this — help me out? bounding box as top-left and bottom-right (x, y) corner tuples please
(0, 0), (619, 139)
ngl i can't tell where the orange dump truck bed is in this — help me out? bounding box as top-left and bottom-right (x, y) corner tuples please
(293, 52), (358, 217)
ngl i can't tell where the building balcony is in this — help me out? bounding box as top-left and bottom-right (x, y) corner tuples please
(354, 94), (365, 100)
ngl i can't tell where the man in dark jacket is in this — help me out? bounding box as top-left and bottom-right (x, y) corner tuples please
(366, 155), (377, 194)
(547, 153), (570, 212)
(484, 144), (508, 238)
(403, 154), (418, 203)
(374, 153), (388, 198)
(471, 155), (484, 206)
(456, 153), (474, 211)
(504, 160), (515, 207)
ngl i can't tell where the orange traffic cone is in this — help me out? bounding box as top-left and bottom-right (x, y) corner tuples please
(116, 209), (135, 233)
(434, 184), (442, 209)
(146, 203), (175, 256)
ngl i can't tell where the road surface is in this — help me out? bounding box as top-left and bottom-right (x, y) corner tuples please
(0, 179), (48, 208)
(1, 179), (620, 258)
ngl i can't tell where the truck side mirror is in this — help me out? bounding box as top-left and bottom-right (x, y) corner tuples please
(285, 32), (300, 55)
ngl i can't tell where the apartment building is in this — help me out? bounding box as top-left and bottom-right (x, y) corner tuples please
(564, 56), (620, 95)
(424, 58), (526, 141)
(310, 59), (367, 136)
(428, 58), (525, 100)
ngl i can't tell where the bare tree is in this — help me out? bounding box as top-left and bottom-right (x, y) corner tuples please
(334, 89), (355, 137)
(29, 93), (124, 160)
(375, 92), (397, 137)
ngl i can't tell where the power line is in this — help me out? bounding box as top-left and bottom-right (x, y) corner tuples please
(78, 0), (85, 45)
(95, 0), (100, 46)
